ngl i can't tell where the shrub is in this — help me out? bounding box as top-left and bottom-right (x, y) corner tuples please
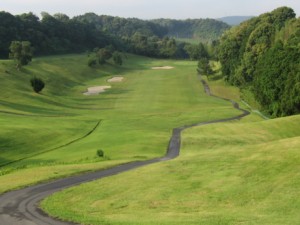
(30, 77), (45, 93)
(112, 52), (123, 65)
(97, 149), (104, 157)
(88, 57), (97, 67)
(97, 48), (113, 65)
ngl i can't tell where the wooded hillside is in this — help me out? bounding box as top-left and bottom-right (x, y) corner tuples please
(152, 18), (230, 42)
(0, 12), (228, 59)
(218, 7), (300, 117)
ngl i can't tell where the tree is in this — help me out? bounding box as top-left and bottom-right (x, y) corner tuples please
(218, 7), (300, 117)
(185, 42), (209, 60)
(97, 48), (112, 65)
(159, 37), (177, 58)
(197, 58), (213, 76)
(112, 51), (123, 65)
(30, 77), (45, 93)
(0, 11), (20, 58)
(9, 41), (33, 69)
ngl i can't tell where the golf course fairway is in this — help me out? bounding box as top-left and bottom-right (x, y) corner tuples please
(0, 54), (239, 193)
(1, 54), (299, 225)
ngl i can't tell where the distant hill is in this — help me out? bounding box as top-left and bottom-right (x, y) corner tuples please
(218, 16), (253, 26)
(151, 18), (230, 43)
(75, 15), (231, 43)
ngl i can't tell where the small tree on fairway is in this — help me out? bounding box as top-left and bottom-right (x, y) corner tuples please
(30, 77), (45, 93)
(9, 41), (33, 69)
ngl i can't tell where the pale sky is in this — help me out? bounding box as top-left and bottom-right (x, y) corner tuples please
(0, 0), (299, 19)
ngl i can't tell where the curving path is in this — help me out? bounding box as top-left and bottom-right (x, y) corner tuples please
(0, 76), (249, 225)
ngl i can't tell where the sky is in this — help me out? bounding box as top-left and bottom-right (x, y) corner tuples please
(0, 0), (300, 19)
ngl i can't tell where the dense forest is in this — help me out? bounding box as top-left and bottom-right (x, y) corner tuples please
(218, 7), (300, 117)
(0, 11), (228, 59)
(0, 11), (115, 58)
(151, 18), (230, 42)
(74, 13), (167, 38)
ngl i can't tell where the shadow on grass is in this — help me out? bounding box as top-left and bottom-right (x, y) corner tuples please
(208, 74), (224, 81)
(105, 89), (132, 95)
(0, 100), (74, 117)
(0, 120), (102, 168)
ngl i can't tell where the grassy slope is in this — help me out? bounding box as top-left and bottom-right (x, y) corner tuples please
(0, 54), (239, 193)
(42, 78), (300, 224)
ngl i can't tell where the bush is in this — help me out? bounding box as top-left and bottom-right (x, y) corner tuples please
(30, 77), (45, 93)
(88, 57), (97, 67)
(112, 52), (123, 65)
(97, 48), (113, 65)
(97, 149), (104, 157)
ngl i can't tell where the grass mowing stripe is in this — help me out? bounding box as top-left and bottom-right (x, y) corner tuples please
(0, 120), (102, 168)
(0, 110), (72, 117)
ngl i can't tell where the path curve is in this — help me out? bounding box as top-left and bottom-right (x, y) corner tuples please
(0, 76), (249, 225)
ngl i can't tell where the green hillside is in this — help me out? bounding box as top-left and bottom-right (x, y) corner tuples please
(42, 80), (300, 225)
(218, 16), (253, 26)
(0, 54), (240, 193)
(218, 7), (300, 117)
(1, 52), (299, 225)
(1, 7), (299, 223)
(152, 18), (230, 43)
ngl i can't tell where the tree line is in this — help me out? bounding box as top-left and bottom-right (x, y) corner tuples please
(217, 7), (300, 117)
(0, 11), (115, 58)
(152, 18), (230, 43)
(1, 11), (220, 94)
(0, 11), (227, 60)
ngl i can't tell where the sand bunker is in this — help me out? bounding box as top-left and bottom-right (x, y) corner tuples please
(83, 86), (111, 95)
(151, 66), (174, 70)
(107, 76), (124, 82)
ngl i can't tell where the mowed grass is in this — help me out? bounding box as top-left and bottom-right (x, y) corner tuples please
(0, 54), (239, 193)
(42, 113), (300, 225)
